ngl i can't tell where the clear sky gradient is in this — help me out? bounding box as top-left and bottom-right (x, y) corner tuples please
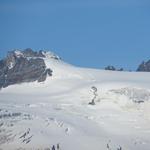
(0, 0), (150, 70)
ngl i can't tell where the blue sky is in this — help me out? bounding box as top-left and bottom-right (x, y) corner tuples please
(0, 0), (150, 70)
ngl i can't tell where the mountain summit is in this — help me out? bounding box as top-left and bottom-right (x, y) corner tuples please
(0, 49), (61, 88)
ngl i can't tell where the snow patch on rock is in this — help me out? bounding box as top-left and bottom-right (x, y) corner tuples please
(41, 51), (61, 60)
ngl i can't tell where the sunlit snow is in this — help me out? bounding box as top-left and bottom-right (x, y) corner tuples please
(0, 55), (150, 150)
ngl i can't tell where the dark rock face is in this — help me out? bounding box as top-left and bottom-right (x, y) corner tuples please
(137, 60), (150, 72)
(22, 48), (45, 58)
(38, 68), (52, 82)
(105, 66), (123, 71)
(105, 66), (116, 71)
(0, 49), (53, 89)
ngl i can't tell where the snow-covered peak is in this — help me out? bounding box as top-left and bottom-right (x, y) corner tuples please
(0, 49), (55, 88)
(6, 49), (61, 61)
(41, 50), (61, 60)
(14, 50), (24, 58)
(13, 49), (61, 61)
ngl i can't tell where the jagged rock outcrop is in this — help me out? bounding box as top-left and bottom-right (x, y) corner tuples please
(105, 65), (123, 71)
(0, 49), (53, 89)
(137, 60), (150, 72)
(21, 48), (45, 58)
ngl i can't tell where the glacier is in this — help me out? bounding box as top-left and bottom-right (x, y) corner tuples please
(0, 50), (150, 150)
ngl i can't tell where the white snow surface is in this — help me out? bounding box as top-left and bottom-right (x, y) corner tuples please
(1, 57), (150, 150)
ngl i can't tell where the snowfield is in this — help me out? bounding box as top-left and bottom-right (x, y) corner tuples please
(0, 55), (150, 150)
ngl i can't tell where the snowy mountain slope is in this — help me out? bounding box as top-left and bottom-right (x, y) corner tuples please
(0, 51), (150, 150)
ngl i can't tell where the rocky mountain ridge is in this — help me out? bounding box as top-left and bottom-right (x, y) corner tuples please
(137, 60), (150, 72)
(0, 49), (61, 88)
(0, 48), (150, 89)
